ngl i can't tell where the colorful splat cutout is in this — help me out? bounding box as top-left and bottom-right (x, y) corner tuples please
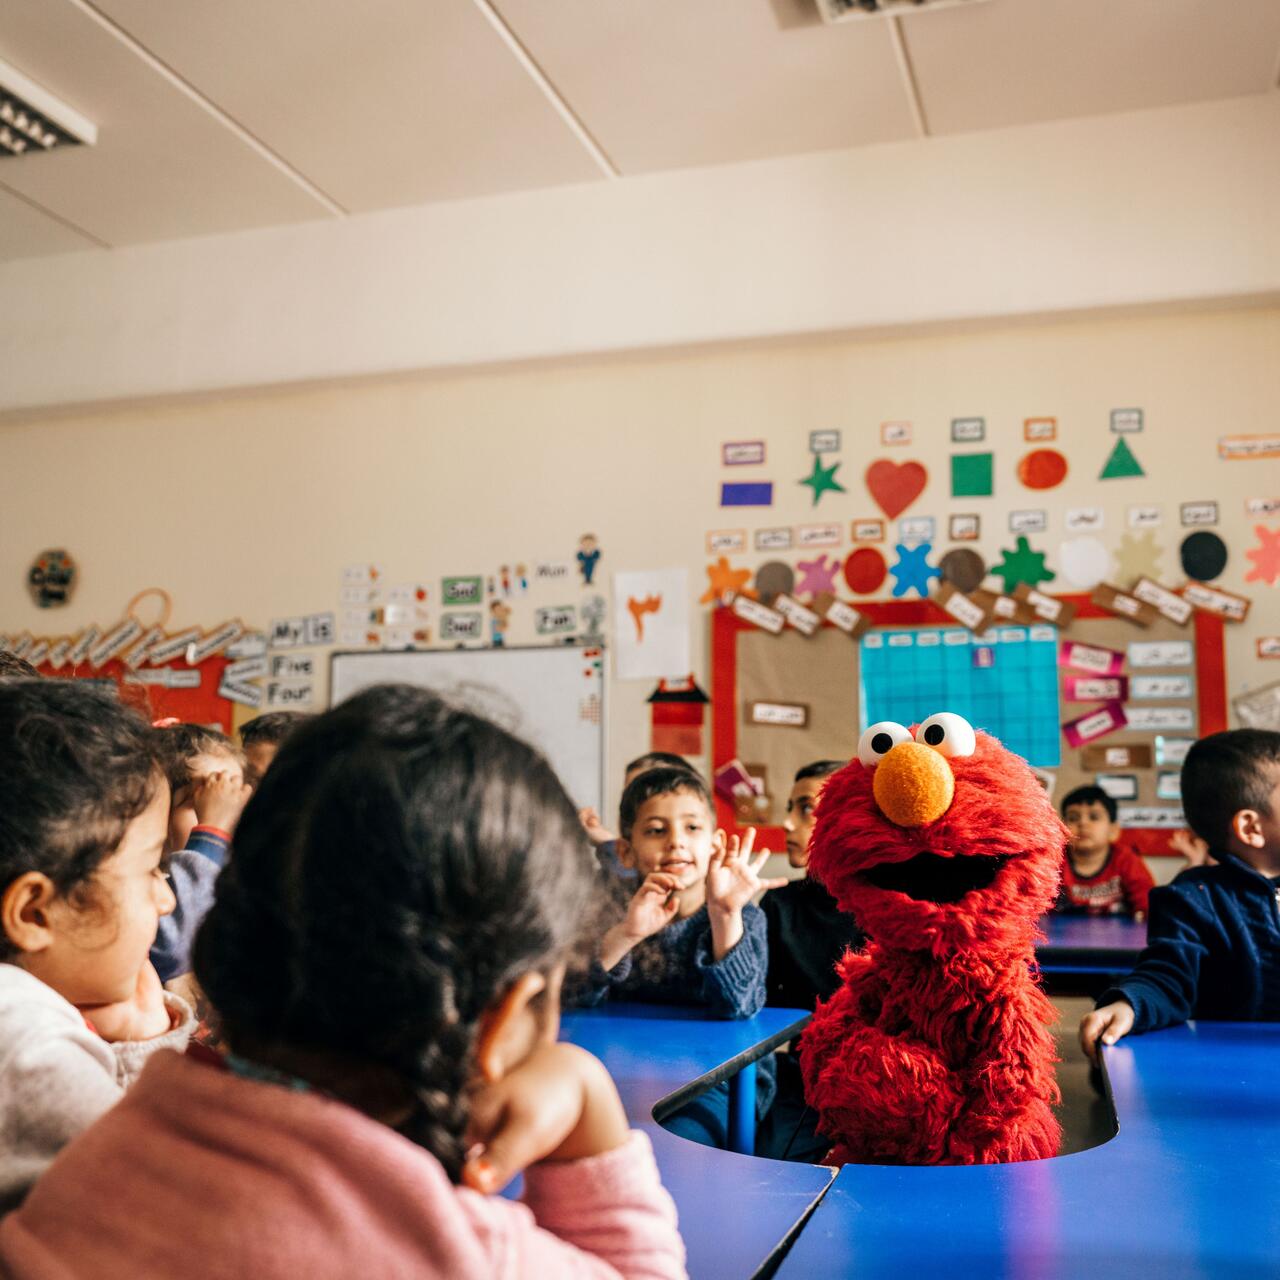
(991, 536), (1056, 593)
(888, 542), (941, 599)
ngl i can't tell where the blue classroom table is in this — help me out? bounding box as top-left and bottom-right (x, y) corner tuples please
(1037, 913), (1147, 978)
(559, 1005), (834, 1280)
(775, 1021), (1280, 1279)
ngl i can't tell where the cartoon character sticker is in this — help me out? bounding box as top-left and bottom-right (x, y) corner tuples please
(577, 534), (601, 586)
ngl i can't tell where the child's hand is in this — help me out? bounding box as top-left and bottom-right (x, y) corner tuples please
(192, 770), (252, 834)
(578, 806), (616, 847)
(81, 962), (173, 1042)
(705, 827), (788, 919)
(1079, 1000), (1136, 1065)
(462, 1042), (629, 1194)
(599, 873), (680, 970)
(1169, 828), (1213, 867)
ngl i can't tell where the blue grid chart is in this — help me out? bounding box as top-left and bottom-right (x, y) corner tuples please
(859, 625), (1062, 767)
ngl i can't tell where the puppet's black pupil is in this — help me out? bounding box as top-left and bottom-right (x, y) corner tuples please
(872, 733), (893, 754)
(924, 724), (945, 745)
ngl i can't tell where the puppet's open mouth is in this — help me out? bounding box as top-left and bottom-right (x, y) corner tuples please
(861, 851), (1010, 904)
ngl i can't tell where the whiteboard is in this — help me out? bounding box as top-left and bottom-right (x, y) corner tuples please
(328, 645), (604, 812)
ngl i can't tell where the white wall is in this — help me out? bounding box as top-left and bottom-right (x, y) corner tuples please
(0, 95), (1277, 415)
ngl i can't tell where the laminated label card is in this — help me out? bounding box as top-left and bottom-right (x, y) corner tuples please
(774, 593), (820, 637)
(1181, 581), (1250, 623)
(732, 594), (785, 635)
(1063, 674), (1129, 702)
(821, 598), (870, 638)
(1117, 806), (1186, 829)
(1090, 583), (1157, 627)
(755, 527), (793, 551)
(1132, 674), (1193, 700)
(1127, 706), (1195, 732)
(950, 417), (985, 443)
(1131, 578), (1193, 626)
(1060, 640), (1125, 676)
(1129, 640), (1193, 668)
(797, 523), (842, 548)
(1082, 743), (1153, 770)
(723, 441), (766, 466)
(706, 530), (746, 554)
(935, 582), (994, 634)
(1063, 702), (1128, 747)
(852, 519), (886, 543)
(1013, 583), (1076, 626)
(748, 700), (809, 728)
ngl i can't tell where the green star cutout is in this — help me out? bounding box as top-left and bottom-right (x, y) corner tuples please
(800, 455), (846, 506)
(992, 535), (1056, 593)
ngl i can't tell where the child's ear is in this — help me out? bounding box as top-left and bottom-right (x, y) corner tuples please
(1231, 808), (1265, 849)
(615, 837), (636, 870)
(475, 971), (548, 1084)
(1, 873), (57, 955)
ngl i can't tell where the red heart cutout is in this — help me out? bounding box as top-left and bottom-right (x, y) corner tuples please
(865, 460), (928, 519)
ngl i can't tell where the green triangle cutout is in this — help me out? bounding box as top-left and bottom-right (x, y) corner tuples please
(1100, 437), (1144, 479)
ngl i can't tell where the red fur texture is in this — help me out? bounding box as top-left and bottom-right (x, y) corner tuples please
(799, 729), (1068, 1165)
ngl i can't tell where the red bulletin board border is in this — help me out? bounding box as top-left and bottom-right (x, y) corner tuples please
(711, 596), (1227, 854)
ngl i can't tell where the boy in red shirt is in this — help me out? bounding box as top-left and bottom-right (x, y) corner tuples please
(1056, 785), (1155, 920)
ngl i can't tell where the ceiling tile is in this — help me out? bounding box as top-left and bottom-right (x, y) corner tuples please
(0, 186), (100, 260)
(902, 0), (1280, 136)
(91, 0), (606, 212)
(496, 0), (919, 173)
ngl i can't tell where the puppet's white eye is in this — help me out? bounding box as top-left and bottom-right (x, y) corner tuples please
(857, 722), (912, 767)
(914, 713), (976, 759)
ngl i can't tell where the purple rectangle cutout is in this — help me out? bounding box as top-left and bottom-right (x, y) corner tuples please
(720, 482), (774, 507)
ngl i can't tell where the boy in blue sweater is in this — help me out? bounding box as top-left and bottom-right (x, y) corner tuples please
(1081, 729), (1280, 1062)
(580, 766), (785, 1146)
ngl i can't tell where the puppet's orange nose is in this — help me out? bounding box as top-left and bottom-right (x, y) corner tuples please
(872, 741), (955, 827)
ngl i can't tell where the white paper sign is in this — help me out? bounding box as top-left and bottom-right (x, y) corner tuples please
(809, 430), (840, 453)
(880, 421), (912, 446)
(1132, 675), (1193, 700)
(898, 516), (935, 543)
(797, 523), (842, 548)
(613, 568), (690, 680)
(271, 654), (315, 679)
(1065, 508), (1105, 532)
(950, 417), (985, 443)
(754, 528), (793, 551)
(1110, 408), (1143, 434)
(535, 560), (573, 584)
(225, 632), (268, 660)
(147, 628), (202, 666)
(732, 594), (785, 635)
(267, 680), (314, 708)
(1180, 502), (1218, 527)
(1117, 806), (1186, 829)
(1126, 706), (1195, 731)
(1127, 506), (1162, 529)
(1246, 497), (1280, 516)
(305, 612), (335, 645)
(223, 656), (268, 682)
(1009, 510), (1047, 534)
(218, 676), (264, 708)
(707, 530), (746, 554)
(774, 594), (820, 637)
(269, 618), (306, 649)
(1129, 640), (1193, 668)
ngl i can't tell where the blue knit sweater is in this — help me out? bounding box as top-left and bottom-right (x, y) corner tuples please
(150, 826), (229, 982)
(1099, 851), (1280, 1032)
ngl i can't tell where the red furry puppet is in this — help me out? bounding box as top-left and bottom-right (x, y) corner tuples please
(800, 712), (1067, 1165)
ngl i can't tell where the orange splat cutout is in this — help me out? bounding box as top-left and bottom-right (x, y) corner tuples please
(628, 594), (663, 641)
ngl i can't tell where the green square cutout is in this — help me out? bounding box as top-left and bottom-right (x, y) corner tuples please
(951, 452), (993, 497)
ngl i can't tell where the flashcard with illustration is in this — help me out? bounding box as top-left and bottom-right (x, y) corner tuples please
(648, 676), (709, 757)
(866, 459), (928, 517)
(489, 600), (513, 647)
(700, 557), (754, 605)
(576, 535), (602, 585)
(800, 455), (846, 505)
(580, 595), (606, 642)
(991, 536), (1055, 593)
(1244, 526), (1280, 586)
(614, 569), (689, 680)
(27, 549), (76, 608)
(889, 542), (941, 599)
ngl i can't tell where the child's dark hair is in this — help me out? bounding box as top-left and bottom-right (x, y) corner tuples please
(1060, 785), (1117, 823)
(795, 760), (844, 784)
(0, 680), (160, 959)
(0, 651), (41, 679)
(239, 711), (310, 748)
(625, 751), (700, 778)
(1181, 729), (1280, 850)
(618, 765), (715, 839)
(152, 723), (244, 796)
(192, 684), (595, 1183)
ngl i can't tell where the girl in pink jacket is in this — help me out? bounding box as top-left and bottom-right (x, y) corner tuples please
(1, 684), (686, 1280)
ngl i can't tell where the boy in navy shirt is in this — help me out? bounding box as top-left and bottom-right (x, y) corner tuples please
(1081, 729), (1280, 1062)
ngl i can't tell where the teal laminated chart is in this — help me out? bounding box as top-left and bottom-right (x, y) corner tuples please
(859, 625), (1062, 767)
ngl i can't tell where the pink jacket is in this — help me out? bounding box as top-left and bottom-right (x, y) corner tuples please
(0, 1050), (686, 1280)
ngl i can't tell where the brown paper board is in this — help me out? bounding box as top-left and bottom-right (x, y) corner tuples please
(935, 582), (996, 634)
(1012, 584), (1077, 627)
(1090, 583), (1158, 627)
(1081, 743), (1154, 770)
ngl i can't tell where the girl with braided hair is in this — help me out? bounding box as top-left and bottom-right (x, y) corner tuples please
(1, 684), (687, 1280)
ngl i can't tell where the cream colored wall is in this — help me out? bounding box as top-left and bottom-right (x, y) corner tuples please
(1, 305), (1277, 823)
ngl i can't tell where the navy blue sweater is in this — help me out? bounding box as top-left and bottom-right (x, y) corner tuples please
(1100, 852), (1280, 1032)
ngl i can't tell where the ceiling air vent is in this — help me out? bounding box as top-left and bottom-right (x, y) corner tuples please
(0, 56), (97, 158)
(816, 0), (992, 22)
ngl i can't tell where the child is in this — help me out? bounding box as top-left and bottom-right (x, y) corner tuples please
(1056, 784), (1154, 919)
(1080, 729), (1280, 1064)
(150, 725), (252, 981)
(238, 711), (309, 788)
(0, 681), (193, 1211)
(763, 760), (865, 1012)
(579, 766), (783, 1148)
(0, 685), (685, 1279)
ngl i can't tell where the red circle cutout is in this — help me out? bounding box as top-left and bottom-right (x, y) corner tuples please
(843, 548), (887, 595)
(1017, 449), (1068, 490)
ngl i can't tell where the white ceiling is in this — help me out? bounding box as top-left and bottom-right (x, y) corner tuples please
(0, 0), (1277, 263)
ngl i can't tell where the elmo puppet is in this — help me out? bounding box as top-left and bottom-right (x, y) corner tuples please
(799, 712), (1067, 1165)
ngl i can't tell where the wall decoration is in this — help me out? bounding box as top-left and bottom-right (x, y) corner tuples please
(722, 441), (766, 466)
(1259, 637), (1280, 659)
(1100, 437), (1144, 479)
(774, 594), (821, 637)
(1179, 531), (1228, 582)
(880, 421), (912, 446)
(748, 700), (809, 728)
(576, 534), (602, 584)
(1063, 702), (1128, 748)
(1129, 639), (1193, 668)
(951, 418), (985, 443)
(580, 595), (606, 643)
(1132, 674), (1193, 700)
(1017, 449), (1068, 490)
(1090, 583), (1158, 627)
(1064, 674), (1129, 702)
(534, 561), (574, 586)
(270, 617), (306, 648)
(1083, 743), (1153, 770)
(720, 481), (774, 507)
(866, 459), (928, 517)
(933, 581), (994, 633)
(532, 605), (576, 637)
(648, 676), (708, 756)
(1110, 408), (1143, 434)
(755, 527), (793, 551)
(1219, 434), (1280, 460)
(796, 523), (843, 548)
(843, 547), (888, 595)
(1096, 774), (1139, 802)
(950, 452), (993, 498)
(1233, 681), (1280, 731)
(613, 571), (687, 678)
(800, 455), (846, 505)
(1127, 506), (1162, 529)
(809, 430), (841, 454)
(898, 515), (936, 544)
(1064, 508), (1104, 532)
(990, 535), (1055, 593)
(706, 529), (746, 554)
(1024, 418), (1057, 442)
(888, 542), (941, 599)
(1009, 509), (1048, 534)
(852, 519), (886, 542)
(818, 597), (871, 638)
(441, 612), (483, 642)
(938, 548), (986, 593)
(949, 514), (980, 541)
(1012, 583), (1077, 627)
(1061, 639), (1125, 675)
(27, 549), (76, 608)
(1181, 581), (1250, 623)
(1131, 578), (1194, 626)
(754, 561), (795, 605)
(1246, 497), (1280, 516)
(795, 554), (840, 598)
(971, 589), (1036, 625)
(731, 594), (784, 634)
(1180, 502), (1219, 527)
(1114, 530), (1164, 582)
(489, 600), (513, 646)
(701, 557), (754, 606)
(1244, 525), (1280, 586)
(442, 575), (484, 606)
